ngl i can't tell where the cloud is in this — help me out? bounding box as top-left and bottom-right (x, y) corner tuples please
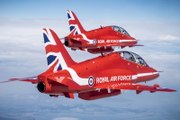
(158, 34), (180, 41)
(114, 21), (180, 41)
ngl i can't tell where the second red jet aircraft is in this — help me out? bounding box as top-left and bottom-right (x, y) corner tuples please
(64, 10), (138, 54)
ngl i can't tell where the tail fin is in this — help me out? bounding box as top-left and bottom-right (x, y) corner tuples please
(67, 10), (86, 35)
(43, 28), (76, 72)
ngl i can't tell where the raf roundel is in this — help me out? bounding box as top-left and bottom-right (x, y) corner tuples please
(88, 76), (95, 87)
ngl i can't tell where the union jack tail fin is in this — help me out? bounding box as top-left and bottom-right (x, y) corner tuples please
(43, 28), (76, 72)
(67, 10), (86, 35)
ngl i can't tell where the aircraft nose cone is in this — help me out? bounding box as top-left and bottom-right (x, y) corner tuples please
(130, 37), (138, 45)
(150, 68), (159, 80)
(135, 68), (160, 82)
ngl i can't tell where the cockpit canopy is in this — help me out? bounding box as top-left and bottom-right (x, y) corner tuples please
(112, 26), (130, 36)
(119, 51), (148, 66)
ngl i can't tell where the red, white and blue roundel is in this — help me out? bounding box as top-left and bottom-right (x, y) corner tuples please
(88, 76), (95, 87)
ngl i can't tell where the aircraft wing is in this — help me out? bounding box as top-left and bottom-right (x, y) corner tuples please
(0, 76), (38, 84)
(94, 83), (176, 94)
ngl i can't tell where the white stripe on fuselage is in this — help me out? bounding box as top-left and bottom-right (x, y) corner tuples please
(119, 39), (136, 43)
(69, 24), (93, 44)
(132, 72), (159, 80)
(136, 72), (159, 78)
(97, 39), (136, 44)
(58, 53), (88, 86)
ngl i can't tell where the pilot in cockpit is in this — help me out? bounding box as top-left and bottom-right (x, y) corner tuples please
(112, 26), (130, 36)
(119, 51), (148, 66)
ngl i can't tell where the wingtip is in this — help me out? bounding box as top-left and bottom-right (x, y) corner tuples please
(162, 88), (177, 92)
(0, 76), (38, 84)
(0, 78), (19, 83)
(170, 89), (177, 92)
(0, 80), (8, 83)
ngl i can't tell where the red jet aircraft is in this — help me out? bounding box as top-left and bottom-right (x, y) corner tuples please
(1, 28), (175, 100)
(64, 10), (138, 54)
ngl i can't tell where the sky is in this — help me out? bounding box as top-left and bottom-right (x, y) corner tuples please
(0, 0), (180, 120)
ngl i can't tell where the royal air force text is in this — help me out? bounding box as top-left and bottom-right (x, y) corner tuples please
(96, 75), (132, 84)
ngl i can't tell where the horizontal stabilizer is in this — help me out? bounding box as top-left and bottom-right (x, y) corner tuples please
(0, 76), (38, 84)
